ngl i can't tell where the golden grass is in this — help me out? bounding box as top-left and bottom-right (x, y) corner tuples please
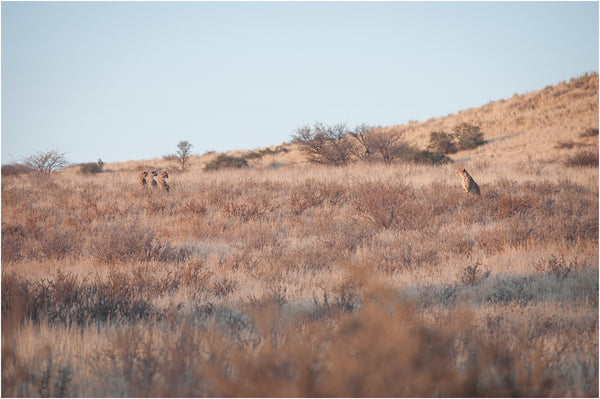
(2, 73), (598, 397)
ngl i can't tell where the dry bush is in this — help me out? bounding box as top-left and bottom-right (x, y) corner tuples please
(1, 223), (25, 262)
(1, 163), (34, 176)
(534, 255), (581, 280)
(453, 122), (485, 150)
(36, 226), (80, 260)
(291, 122), (356, 166)
(352, 181), (417, 230)
(459, 261), (490, 285)
(204, 153), (248, 171)
(495, 193), (532, 219)
(427, 131), (457, 154)
(174, 198), (207, 217)
(351, 126), (409, 163)
(405, 148), (453, 165)
(563, 148), (599, 167)
(77, 160), (104, 175)
(2, 270), (161, 326)
(580, 127), (599, 137)
(288, 179), (347, 215)
(21, 149), (68, 175)
(90, 223), (188, 265)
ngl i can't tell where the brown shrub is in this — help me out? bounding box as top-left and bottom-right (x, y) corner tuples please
(580, 127), (599, 137)
(495, 193), (531, 219)
(352, 181), (417, 230)
(288, 179), (346, 215)
(1, 223), (25, 262)
(563, 148), (599, 167)
(90, 223), (187, 264)
(459, 262), (490, 285)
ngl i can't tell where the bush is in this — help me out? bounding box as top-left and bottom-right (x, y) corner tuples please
(427, 131), (457, 154)
(563, 149), (599, 167)
(580, 127), (599, 138)
(352, 181), (416, 230)
(244, 146), (289, 160)
(406, 148), (453, 165)
(204, 154), (249, 171)
(351, 126), (409, 163)
(453, 122), (485, 150)
(427, 124), (485, 154)
(291, 122), (356, 166)
(1, 163), (34, 176)
(21, 149), (68, 174)
(90, 223), (187, 264)
(78, 160), (104, 175)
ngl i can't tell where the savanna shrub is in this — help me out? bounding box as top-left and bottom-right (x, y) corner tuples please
(352, 181), (417, 229)
(90, 223), (186, 264)
(427, 131), (457, 154)
(427, 123), (485, 154)
(78, 162), (103, 175)
(406, 148), (453, 165)
(580, 127), (599, 137)
(563, 148), (599, 167)
(204, 154), (248, 171)
(2, 224), (25, 262)
(291, 122), (356, 166)
(1, 163), (34, 176)
(453, 122), (485, 150)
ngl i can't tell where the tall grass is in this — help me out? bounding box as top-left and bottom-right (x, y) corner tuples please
(2, 158), (598, 396)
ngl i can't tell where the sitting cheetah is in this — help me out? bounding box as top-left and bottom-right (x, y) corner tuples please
(137, 171), (148, 187)
(150, 170), (158, 187)
(456, 168), (480, 195)
(158, 171), (170, 192)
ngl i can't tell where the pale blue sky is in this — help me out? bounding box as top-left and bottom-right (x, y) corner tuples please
(2, 1), (598, 164)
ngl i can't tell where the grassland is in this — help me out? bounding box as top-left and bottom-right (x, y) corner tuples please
(2, 73), (598, 397)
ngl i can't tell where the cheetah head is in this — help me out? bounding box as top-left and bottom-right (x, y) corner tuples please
(456, 168), (467, 176)
(161, 172), (169, 179)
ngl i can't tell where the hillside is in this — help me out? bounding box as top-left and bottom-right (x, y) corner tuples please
(96, 72), (598, 173)
(399, 72), (598, 164)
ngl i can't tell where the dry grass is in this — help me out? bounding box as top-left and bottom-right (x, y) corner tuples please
(2, 73), (598, 397)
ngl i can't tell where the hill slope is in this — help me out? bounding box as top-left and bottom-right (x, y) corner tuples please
(99, 73), (598, 173)
(398, 72), (598, 164)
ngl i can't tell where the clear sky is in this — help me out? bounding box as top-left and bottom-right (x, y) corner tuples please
(2, 1), (598, 164)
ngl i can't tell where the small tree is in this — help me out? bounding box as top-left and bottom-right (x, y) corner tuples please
(427, 132), (457, 154)
(349, 124), (377, 159)
(176, 141), (193, 171)
(22, 149), (68, 174)
(291, 122), (355, 166)
(351, 126), (409, 163)
(453, 122), (485, 150)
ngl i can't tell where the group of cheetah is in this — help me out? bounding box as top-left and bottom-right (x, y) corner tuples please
(136, 167), (480, 196)
(137, 170), (170, 192)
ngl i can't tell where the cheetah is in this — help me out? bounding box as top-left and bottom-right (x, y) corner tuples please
(158, 171), (170, 192)
(456, 168), (480, 195)
(137, 171), (148, 187)
(149, 170), (158, 187)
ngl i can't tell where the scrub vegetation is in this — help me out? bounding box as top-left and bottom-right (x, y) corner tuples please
(2, 73), (598, 397)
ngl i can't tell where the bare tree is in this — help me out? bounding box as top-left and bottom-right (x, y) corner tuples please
(176, 141), (193, 171)
(291, 122), (355, 166)
(22, 149), (68, 174)
(351, 126), (408, 163)
(349, 124), (376, 158)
